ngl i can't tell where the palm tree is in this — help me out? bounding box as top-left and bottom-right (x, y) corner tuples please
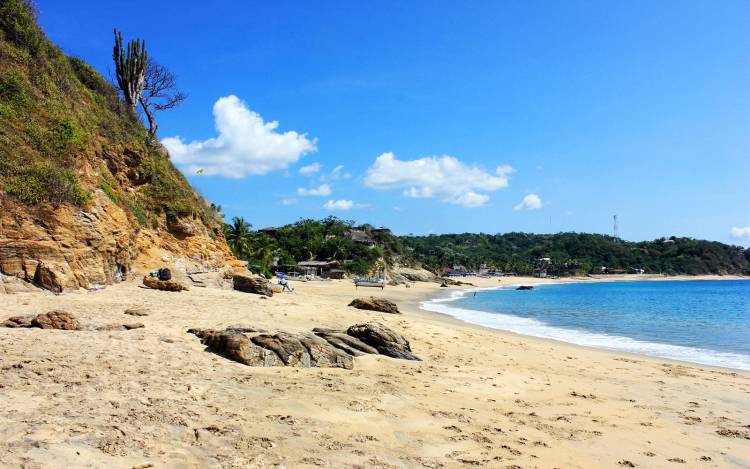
(249, 234), (279, 276)
(223, 217), (253, 259)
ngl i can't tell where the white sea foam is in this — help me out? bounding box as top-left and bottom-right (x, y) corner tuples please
(421, 285), (750, 371)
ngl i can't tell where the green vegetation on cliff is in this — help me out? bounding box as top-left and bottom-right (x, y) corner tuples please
(401, 232), (750, 276)
(0, 0), (221, 234)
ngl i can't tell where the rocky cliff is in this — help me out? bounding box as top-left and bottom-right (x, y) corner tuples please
(0, 1), (232, 292)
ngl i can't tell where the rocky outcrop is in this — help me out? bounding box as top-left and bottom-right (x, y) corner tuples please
(390, 266), (436, 282)
(0, 273), (40, 294)
(189, 321), (419, 369)
(346, 322), (420, 361)
(124, 307), (149, 316)
(348, 297), (400, 314)
(233, 274), (273, 297)
(0, 7), (234, 293)
(167, 217), (199, 238)
(2, 311), (80, 330)
(96, 322), (145, 331)
(0, 182), (232, 294)
(142, 276), (189, 292)
(2, 311), (144, 332)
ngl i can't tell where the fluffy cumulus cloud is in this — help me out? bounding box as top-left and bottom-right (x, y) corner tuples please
(162, 95), (317, 178)
(730, 226), (750, 239)
(514, 193), (543, 211)
(364, 152), (513, 208)
(299, 162), (321, 176)
(297, 184), (332, 197)
(323, 199), (367, 211)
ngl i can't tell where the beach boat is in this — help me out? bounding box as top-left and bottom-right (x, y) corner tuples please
(516, 285), (534, 290)
(353, 278), (386, 290)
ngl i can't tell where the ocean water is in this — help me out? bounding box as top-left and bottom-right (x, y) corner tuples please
(421, 280), (750, 371)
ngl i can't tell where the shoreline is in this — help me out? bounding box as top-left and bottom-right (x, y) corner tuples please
(414, 274), (750, 373)
(2, 274), (749, 467)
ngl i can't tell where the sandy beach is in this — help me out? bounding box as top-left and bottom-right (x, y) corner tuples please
(1, 274), (749, 468)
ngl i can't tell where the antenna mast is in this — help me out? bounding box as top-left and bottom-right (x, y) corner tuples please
(613, 214), (619, 239)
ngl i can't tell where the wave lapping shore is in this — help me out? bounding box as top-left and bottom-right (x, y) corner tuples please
(422, 278), (750, 371)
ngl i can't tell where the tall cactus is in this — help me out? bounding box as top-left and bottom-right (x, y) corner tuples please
(112, 29), (147, 109)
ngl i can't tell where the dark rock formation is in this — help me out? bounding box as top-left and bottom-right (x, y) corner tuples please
(348, 297), (400, 314)
(1, 311), (80, 330)
(189, 321), (419, 369)
(312, 329), (379, 356)
(3, 312), (143, 332)
(233, 274), (273, 297)
(142, 276), (188, 292)
(516, 285), (534, 290)
(31, 311), (80, 330)
(346, 322), (420, 361)
(190, 329), (283, 367)
(1, 315), (34, 328)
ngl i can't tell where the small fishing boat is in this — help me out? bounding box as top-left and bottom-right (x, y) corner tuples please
(516, 285), (534, 290)
(353, 277), (386, 290)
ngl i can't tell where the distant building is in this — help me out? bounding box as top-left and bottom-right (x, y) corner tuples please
(278, 260), (340, 277)
(349, 230), (376, 247)
(258, 227), (279, 237)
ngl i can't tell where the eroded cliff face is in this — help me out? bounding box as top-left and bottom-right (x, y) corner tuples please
(0, 186), (232, 292)
(0, 1), (234, 292)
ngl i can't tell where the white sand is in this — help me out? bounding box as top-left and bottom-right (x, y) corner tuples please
(1, 275), (748, 468)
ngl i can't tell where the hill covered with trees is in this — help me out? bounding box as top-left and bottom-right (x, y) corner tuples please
(223, 215), (749, 278)
(401, 232), (750, 276)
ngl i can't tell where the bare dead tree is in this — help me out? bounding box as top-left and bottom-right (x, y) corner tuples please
(139, 59), (187, 139)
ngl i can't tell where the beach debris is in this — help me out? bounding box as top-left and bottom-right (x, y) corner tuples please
(232, 274), (273, 297)
(189, 321), (420, 369)
(348, 297), (401, 314)
(516, 285), (534, 290)
(124, 307), (149, 316)
(142, 275), (189, 292)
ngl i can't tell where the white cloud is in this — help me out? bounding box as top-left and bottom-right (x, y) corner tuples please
(280, 198), (298, 205)
(730, 226), (750, 239)
(323, 199), (367, 211)
(299, 163), (321, 176)
(514, 193), (543, 211)
(364, 152), (513, 207)
(162, 95), (317, 178)
(320, 164), (352, 182)
(297, 184), (332, 197)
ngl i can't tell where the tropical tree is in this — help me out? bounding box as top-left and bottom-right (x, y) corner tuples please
(223, 217), (253, 259)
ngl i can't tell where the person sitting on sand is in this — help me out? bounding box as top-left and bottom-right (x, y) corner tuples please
(278, 274), (294, 292)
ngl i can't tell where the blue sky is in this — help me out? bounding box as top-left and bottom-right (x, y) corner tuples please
(36, 0), (750, 244)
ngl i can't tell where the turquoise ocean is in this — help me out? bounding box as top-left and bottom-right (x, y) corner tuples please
(421, 279), (750, 371)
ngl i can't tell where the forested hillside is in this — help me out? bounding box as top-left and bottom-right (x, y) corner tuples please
(401, 232), (750, 276)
